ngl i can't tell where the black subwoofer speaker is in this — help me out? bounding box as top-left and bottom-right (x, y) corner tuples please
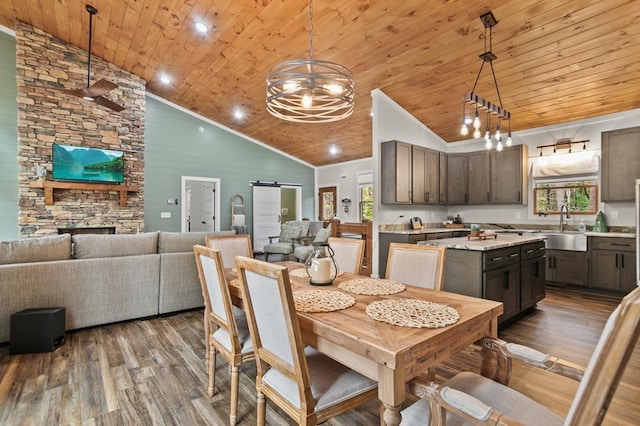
(10, 307), (66, 354)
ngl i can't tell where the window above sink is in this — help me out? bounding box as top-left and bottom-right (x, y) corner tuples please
(534, 180), (598, 216)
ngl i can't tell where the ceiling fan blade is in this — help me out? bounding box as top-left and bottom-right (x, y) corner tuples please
(83, 79), (118, 98)
(93, 96), (125, 112)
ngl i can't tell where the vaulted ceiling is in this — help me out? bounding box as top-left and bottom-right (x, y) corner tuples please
(1, 0), (639, 166)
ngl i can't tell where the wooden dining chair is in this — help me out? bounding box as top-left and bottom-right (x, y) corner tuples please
(385, 243), (446, 290)
(205, 234), (253, 269)
(402, 285), (640, 425)
(193, 245), (254, 425)
(327, 236), (365, 275)
(234, 256), (378, 426)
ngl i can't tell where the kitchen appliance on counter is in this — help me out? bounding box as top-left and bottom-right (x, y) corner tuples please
(410, 217), (422, 229)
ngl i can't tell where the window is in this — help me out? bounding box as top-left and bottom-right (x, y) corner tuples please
(318, 186), (336, 221)
(534, 180), (598, 215)
(359, 184), (373, 222)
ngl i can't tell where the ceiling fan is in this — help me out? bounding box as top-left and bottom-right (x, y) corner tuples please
(59, 4), (124, 112)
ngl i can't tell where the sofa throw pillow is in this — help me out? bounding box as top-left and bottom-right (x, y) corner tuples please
(73, 232), (158, 259)
(158, 230), (236, 253)
(0, 234), (72, 265)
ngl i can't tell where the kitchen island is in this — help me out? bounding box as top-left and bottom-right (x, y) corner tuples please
(420, 234), (546, 324)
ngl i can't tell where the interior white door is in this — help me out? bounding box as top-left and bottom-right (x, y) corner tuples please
(253, 185), (281, 252)
(200, 181), (215, 231)
(181, 176), (220, 232)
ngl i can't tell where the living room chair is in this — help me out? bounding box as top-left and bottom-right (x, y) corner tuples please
(193, 245), (255, 426)
(234, 256), (378, 425)
(263, 220), (310, 262)
(206, 234), (253, 269)
(293, 223), (331, 262)
(385, 243), (446, 290)
(401, 285), (640, 425)
(327, 236), (365, 275)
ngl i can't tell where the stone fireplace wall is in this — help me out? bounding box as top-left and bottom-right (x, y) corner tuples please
(15, 22), (146, 237)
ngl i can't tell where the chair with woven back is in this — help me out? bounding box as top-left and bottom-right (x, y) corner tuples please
(193, 245), (254, 426)
(385, 243), (446, 290)
(327, 236), (365, 275)
(402, 285), (640, 425)
(234, 256), (378, 426)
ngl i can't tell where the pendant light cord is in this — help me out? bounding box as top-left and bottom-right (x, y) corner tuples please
(307, 0), (314, 61)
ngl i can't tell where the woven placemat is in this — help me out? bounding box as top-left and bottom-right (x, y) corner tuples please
(294, 290), (355, 313)
(366, 299), (460, 328)
(338, 278), (405, 295)
(289, 268), (344, 278)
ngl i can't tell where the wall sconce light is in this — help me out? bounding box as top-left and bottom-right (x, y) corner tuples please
(341, 197), (352, 213)
(537, 139), (588, 156)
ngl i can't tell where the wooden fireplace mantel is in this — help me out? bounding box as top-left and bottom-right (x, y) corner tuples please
(28, 180), (138, 207)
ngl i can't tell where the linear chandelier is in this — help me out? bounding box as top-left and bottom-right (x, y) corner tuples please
(266, 0), (355, 123)
(460, 11), (512, 151)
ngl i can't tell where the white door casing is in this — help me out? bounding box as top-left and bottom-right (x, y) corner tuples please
(181, 176), (220, 232)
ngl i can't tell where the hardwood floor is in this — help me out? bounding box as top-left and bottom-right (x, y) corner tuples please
(1, 287), (638, 425)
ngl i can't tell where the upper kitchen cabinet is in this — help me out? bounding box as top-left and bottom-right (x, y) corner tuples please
(601, 126), (640, 202)
(412, 146), (440, 205)
(439, 152), (447, 205)
(381, 140), (412, 204)
(468, 151), (491, 204)
(447, 153), (468, 205)
(491, 144), (528, 204)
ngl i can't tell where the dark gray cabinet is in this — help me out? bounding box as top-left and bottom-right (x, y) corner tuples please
(601, 126), (640, 202)
(484, 262), (520, 322)
(545, 249), (588, 286)
(446, 154), (468, 205)
(412, 146), (440, 205)
(589, 237), (637, 292)
(439, 152), (447, 205)
(381, 141), (412, 204)
(468, 151), (491, 204)
(491, 144), (527, 204)
(520, 241), (546, 311)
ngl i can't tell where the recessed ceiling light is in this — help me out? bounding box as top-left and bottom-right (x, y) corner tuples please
(330, 145), (339, 155)
(195, 22), (208, 33)
(234, 109), (244, 120)
(160, 75), (172, 85)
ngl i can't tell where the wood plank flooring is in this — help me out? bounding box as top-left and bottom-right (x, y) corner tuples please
(1, 288), (638, 425)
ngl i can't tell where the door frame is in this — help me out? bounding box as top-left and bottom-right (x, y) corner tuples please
(181, 176), (221, 232)
(318, 186), (337, 221)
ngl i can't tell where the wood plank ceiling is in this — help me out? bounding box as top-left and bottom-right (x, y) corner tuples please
(1, 0), (639, 166)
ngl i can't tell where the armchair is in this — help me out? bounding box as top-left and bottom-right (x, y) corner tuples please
(401, 286), (640, 425)
(263, 220), (310, 262)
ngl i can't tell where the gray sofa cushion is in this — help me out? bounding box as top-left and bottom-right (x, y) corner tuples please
(73, 233), (159, 259)
(157, 230), (236, 253)
(0, 234), (72, 265)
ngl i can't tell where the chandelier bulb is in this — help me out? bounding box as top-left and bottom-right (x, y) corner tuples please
(460, 123), (469, 136)
(302, 93), (313, 108)
(484, 129), (490, 142)
(473, 114), (481, 130)
(473, 128), (481, 139)
(485, 139), (493, 150)
(494, 127), (501, 141)
(496, 140), (504, 152)
(506, 133), (512, 147)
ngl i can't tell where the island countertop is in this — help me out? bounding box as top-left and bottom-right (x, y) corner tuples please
(418, 234), (546, 251)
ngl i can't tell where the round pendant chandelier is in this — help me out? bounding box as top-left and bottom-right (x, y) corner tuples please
(266, 0), (355, 123)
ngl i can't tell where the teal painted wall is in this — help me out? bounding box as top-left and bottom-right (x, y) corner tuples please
(0, 32), (18, 241)
(144, 97), (315, 233)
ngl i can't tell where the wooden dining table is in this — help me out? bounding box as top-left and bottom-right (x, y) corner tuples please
(226, 261), (503, 426)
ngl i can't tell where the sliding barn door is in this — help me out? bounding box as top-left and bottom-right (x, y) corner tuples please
(252, 185), (281, 252)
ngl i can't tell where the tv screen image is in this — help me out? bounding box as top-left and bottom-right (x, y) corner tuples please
(52, 144), (124, 183)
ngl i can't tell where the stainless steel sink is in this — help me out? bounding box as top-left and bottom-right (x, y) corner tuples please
(540, 232), (588, 251)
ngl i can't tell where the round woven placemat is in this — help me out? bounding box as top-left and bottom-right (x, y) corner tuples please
(366, 299), (460, 328)
(338, 278), (405, 295)
(293, 290), (355, 313)
(289, 268), (344, 278)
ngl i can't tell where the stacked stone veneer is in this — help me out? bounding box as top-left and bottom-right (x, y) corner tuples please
(15, 22), (146, 237)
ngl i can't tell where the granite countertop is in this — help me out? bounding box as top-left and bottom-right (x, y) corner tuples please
(584, 231), (635, 238)
(379, 227), (471, 235)
(418, 234), (546, 251)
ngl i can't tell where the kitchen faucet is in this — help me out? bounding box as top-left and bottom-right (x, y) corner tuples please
(559, 204), (571, 232)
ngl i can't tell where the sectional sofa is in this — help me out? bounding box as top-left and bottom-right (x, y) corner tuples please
(0, 230), (235, 343)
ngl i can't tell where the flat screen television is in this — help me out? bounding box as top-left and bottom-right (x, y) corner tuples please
(52, 143), (124, 183)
